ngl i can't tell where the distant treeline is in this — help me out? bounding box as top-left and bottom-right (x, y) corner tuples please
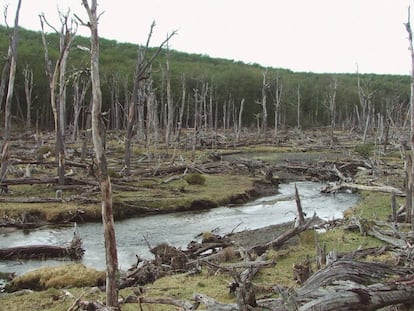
(0, 25), (410, 132)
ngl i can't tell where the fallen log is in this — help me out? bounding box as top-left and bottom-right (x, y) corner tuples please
(249, 213), (318, 255)
(0, 234), (84, 260)
(322, 182), (405, 196)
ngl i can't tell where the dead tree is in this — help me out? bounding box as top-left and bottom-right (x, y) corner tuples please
(23, 64), (35, 131)
(175, 74), (186, 143)
(0, 1), (21, 193)
(39, 11), (77, 185)
(3, 0), (21, 140)
(297, 84), (301, 130)
(356, 65), (375, 143)
(272, 73), (282, 144)
(71, 70), (90, 142)
(236, 98), (245, 143)
(165, 41), (173, 151)
(78, 1), (119, 308)
(0, 7), (11, 114)
(124, 22), (175, 176)
(405, 6), (414, 230)
(325, 76), (337, 146)
(257, 69), (269, 141)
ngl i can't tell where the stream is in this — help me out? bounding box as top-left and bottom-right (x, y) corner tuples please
(0, 181), (358, 275)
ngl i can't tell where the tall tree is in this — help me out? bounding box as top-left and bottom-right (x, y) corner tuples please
(3, 0), (21, 140)
(23, 64), (34, 131)
(272, 73), (282, 144)
(0, 0), (21, 191)
(405, 6), (414, 229)
(39, 11), (76, 185)
(325, 76), (337, 146)
(78, 1), (119, 308)
(124, 23), (175, 176)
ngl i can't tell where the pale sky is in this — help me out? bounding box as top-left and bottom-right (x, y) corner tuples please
(1, 0), (412, 75)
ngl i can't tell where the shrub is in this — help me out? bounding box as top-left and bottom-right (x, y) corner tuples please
(354, 143), (374, 159)
(184, 173), (206, 185)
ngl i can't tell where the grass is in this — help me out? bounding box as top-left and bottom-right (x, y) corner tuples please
(0, 135), (407, 310)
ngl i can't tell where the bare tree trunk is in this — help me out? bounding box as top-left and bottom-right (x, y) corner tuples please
(71, 72), (90, 142)
(405, 8), (414, 229)
(273, 73), (282, 144)
(23, 65), (34, 131)
(326, 77), (337, 146)
(260, 70), (269, 142)
(4, 0), (21, 140)
(175, 74), (186, 143)
(39, 12), (75, 185)
(165, 42), (173, 152)
(236, 98), (244, 142)
(0, 44), (11, 113)
(80, 1), (119, 308)
(297, 84), (301, 130)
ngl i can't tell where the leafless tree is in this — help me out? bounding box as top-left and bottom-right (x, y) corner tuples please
(71, 70), (90, 142)
(257, 70), (269, 141)
(297, 84), (301, 130)
(23, 64), (35, 131)
(3, 0), (21, 140)
(236, 98), (245, 143)
(165, 41), (173, 151)
(325, 76), (337, 146)
(39, 10), (77, 185)
(356, 65), (375, 143)
(272, 73), (282, 144)
(124, 22), (175, 176)
(0, 0), (21, 191)
(405, 6), (414, 229)
(78, 1), (119, 308)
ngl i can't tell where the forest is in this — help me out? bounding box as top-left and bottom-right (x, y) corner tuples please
(0, 25), (410, 137)
(2, 3), (414, 310)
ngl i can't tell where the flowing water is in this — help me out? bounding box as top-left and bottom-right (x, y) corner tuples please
(0, 181), (358, 275)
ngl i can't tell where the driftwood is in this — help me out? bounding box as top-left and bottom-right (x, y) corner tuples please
(0, 234), (84, 260)
(322, 182), (405, 196)
(249, 213), (318, 255)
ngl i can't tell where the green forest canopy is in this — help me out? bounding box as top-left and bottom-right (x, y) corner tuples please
(0, 25), (410, 132)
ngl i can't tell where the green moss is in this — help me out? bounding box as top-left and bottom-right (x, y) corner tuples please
(7, 264), (105, 292)
(184, 173), (206, 185)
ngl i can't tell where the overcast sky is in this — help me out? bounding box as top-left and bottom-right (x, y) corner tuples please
(1, 0), (412, 75)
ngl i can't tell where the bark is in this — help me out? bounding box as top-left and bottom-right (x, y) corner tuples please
(23, 65), (34, 130)
(0, 234), (83, 260)
(165, 42), (173, 151)
(273, 73), (282, 144)
(406, 7), (414, 230)
(260, 70), (268, 141)
(39, 12), (75, 185)
(249, 213), (317, 255)
(79, 1), (119, 308)
(3, 0), (21, 140)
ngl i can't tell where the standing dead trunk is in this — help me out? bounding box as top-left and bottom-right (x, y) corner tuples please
(165, 42), (173, 152)
(175, 74), (186, 143)
(297, 84), (301, 130)
(71, 71), (90, 142)
(325, 77), (337, 146)
(259, 70), (269, 141)
(4, 0), (21, 140)
(39, 12), (76, 185)
(236, 98), (244, 142)
(405, 7), (414, 229)
(23, 65), (34, 131)
(124, 23), (175, 176)
(273, 73), (282, 144)
(79, 1), (119, 308)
